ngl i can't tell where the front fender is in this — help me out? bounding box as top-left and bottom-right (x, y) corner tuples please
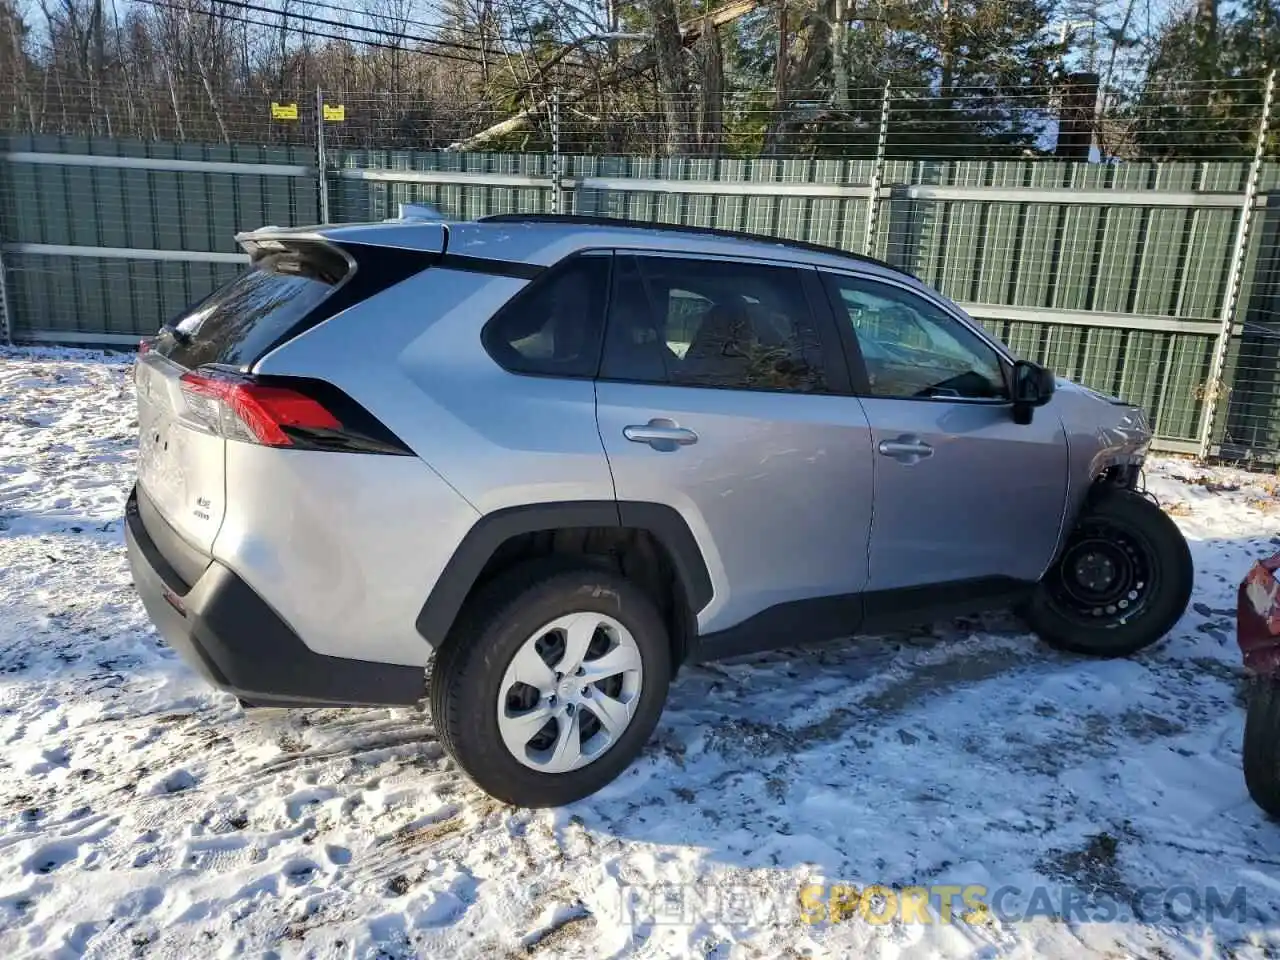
(1054, 383), (1153, 552)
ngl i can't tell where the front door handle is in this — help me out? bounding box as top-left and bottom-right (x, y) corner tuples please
(624, 418), (699, 452)
(877, 435), (934, 464)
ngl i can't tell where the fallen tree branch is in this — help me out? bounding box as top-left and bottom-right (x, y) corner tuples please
(445, 0), (759, 152)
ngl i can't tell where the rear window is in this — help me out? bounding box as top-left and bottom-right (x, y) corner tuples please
(155, 242), (350, 369)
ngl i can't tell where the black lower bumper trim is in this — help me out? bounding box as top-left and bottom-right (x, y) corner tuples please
(125, 487), (425, 708)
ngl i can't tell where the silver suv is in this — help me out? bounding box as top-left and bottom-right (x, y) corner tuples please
(125, 214), (1193, 807)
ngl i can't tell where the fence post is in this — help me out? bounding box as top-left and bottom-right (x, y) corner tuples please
(1198, 68), (1276, 458)
(0, 248), (11, 345)
(551, 88), (562, 214)
(862, 80), (891, 257)
(315, 85), (331, 224)
(0, 137), (10, 344)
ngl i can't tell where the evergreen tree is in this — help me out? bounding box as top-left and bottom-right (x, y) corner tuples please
(1121, 0), (1278, 159)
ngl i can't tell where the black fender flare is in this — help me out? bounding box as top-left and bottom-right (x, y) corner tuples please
(414, 500), (713, 648)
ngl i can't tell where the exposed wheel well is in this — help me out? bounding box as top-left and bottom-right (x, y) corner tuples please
(457, 526), (697, 668)
(1094, 463), (1141, 490)
(1047, 463), (1147, 575)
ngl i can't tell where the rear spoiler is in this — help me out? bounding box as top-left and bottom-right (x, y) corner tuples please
(235, 221), (450, 262)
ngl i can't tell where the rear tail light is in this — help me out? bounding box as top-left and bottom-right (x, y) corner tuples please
(178, 368), (411, 455)
(180, 370), (339, 446)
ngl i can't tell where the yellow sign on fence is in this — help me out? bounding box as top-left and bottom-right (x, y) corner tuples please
(322, 104), (345, 122)
(270, 102), (299, 121)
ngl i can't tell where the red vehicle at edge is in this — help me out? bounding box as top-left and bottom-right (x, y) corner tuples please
(1240, 553), (1280, 817)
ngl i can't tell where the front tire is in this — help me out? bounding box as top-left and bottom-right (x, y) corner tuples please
(1028, 488), (1193, 657)
(1244, 678), (1280, 819)
(429, 562), (671, 808)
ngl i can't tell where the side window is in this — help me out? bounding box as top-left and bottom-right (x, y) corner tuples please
(826, 274), (1008, 400)
(481, 254), (610, 378)
(600, 254), (828, 393)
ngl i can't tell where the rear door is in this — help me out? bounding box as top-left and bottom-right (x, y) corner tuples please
(594, 253), (875, 639)
(819, 270), (1068, 592)
(135, 241), (350, 555)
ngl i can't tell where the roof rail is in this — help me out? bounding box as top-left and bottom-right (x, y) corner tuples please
(474, 213), (913, 279)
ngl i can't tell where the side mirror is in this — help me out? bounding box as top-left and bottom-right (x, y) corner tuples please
(1011, 360), (1056, 425)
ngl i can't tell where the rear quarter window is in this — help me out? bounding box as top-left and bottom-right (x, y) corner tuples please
(481, 254), (611, 378)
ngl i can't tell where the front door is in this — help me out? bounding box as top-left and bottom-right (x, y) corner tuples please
(819, 271), (1069, 593)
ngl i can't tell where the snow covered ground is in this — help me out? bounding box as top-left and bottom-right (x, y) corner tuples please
(2, 346), (1280, 960)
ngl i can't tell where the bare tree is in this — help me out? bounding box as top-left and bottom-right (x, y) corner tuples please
(649, 0), (692, 154)
(1, 0), (39, 129)
(763, 0), (834, 154)
(696, 14), (724, 155)
(447, 0), (760, 151)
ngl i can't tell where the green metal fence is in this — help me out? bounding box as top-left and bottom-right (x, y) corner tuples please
(0, 135), (317, 342)
(2, 133), (1279, 460)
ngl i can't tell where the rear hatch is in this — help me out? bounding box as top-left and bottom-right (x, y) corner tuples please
(134, 238), (353, 564)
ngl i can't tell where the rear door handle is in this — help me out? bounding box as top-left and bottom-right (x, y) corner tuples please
(624, 418), (698, 452)
(877, 435), (934, 463)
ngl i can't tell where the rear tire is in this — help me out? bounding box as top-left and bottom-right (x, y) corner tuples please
(1244, 678), (1280, 819)
(429, 561), (671, 808)
(1028, 488), (1192, 657)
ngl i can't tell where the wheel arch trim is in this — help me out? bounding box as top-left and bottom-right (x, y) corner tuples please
(414, 500), (713, 649)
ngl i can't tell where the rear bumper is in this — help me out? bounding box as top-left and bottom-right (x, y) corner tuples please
(124, 486), (425, 707)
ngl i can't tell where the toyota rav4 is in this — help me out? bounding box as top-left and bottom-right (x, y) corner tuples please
(125, 214), (1194, 807)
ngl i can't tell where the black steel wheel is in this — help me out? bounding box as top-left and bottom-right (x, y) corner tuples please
(1046, 520), (1156, 628)
(1028, 487), (1192, 657)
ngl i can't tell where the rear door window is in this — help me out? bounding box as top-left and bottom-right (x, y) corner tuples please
(600, 254), (830, 393)
(154, 242), (350, 370)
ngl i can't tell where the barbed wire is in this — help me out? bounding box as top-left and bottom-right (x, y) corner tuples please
(5, 86), (1274, 159)
(313, 79), (1277, 159)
